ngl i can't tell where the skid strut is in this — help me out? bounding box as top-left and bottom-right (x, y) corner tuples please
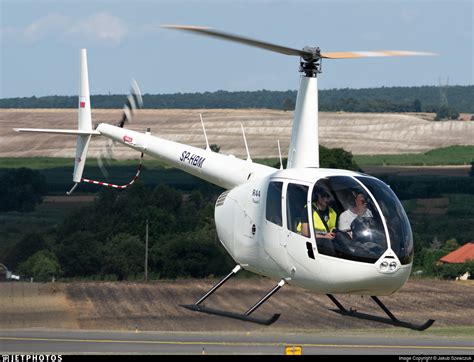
(327, 294), (435, 331)
(181, 265), (284, 325)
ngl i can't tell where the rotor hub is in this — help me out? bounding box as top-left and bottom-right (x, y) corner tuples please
(300, 46), (322, 77)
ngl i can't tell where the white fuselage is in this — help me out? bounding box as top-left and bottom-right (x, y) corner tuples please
(214, 168), (411, 296)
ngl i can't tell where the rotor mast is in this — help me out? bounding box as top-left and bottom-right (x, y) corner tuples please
(287, 48), (322, 169)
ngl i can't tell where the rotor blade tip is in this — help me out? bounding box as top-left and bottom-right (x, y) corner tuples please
(161, 24), (211, 30)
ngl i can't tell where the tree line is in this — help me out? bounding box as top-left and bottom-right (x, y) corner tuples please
(1, 85), (473, 113)
(5, 183), (234, 282)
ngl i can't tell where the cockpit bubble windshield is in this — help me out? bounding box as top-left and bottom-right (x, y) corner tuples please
(310, 176), (387, 263)
(356, 176), (414, 265)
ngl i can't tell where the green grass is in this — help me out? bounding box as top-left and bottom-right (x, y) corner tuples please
(0, 197), (88, 242)
(0, 157), (169, 169)
(1, 145), (472, 170)
(354, 145), (474, 166)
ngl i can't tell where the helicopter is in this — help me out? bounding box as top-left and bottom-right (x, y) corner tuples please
(14, 25), (437, 331)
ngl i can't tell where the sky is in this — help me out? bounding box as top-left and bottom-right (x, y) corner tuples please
(0, 0), (472, 98)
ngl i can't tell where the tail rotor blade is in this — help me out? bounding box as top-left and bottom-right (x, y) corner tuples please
(131, 79), (143, 108)
(118, 79), (144, 128)
(97, 150), (109, 180)
(96, 138), (115, 180)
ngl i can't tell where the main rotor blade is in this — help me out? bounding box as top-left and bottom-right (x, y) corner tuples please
(321, 50), (438, 59)
(161, 24), (312, 58)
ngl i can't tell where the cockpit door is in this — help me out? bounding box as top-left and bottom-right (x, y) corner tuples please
(284, 182), (316, 276)
(262, 180), (290, 274)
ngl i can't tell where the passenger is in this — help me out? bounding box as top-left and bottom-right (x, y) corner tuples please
(298, 186), (337, 239)
(338, 189), (373, 237)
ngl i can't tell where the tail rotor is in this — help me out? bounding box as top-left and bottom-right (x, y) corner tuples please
(118, 79), (143, 128)
(96, 79), (144, 179)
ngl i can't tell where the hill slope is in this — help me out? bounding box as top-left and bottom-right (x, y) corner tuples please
(1, 109), (473, 158)
(1, 279), (472, 332)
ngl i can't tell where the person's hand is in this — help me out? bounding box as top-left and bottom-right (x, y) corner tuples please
(319, 232), (335, 239)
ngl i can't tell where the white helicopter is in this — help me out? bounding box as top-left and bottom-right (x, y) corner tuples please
(15, 25), (437, 330)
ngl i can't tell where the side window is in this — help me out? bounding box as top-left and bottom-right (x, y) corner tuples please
(286, 183), (309, 235)
(266, 181), (283, 226)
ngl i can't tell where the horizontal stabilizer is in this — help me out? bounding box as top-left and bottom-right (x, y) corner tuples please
(14, 128), (100, 135)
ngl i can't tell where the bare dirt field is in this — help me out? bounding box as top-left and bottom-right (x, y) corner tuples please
(1, 109), (473, 159)
(0, 279), (472, 332)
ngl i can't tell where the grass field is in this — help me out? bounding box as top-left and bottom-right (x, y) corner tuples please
(0, 145), (473, 170)
(0, 157), (169, 169)
(353, 145), (474, 166)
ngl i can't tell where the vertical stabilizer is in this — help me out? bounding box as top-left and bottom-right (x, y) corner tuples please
(287, 76), (319, 168)
(73, 49), (93, 183)
(78, 49), (92, 131)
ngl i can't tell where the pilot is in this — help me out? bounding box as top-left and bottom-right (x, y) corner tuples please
(297, 186), (337, 239)
(338, 189), (373, 237)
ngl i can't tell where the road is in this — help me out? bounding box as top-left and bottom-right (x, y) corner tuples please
(1, 329), (473, 355)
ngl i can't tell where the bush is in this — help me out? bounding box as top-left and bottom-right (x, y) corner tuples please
(17, 250), (62, 282)
(101, 233), (144, 280)
(437, 262), (471, 280)
(0, 168), (47, 212)
(273, 145), (359, 171)
(6, 232), (48, 269)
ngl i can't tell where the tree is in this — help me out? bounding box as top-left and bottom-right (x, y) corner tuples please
(441, 238), (460, 254)
(319, 146), (360, 171)
(413, 99), (422, 112)
(210, 144), (220, 153)
(18, 250), (62, 282)
(150, 227), (233, 278)
(435, 106), (460, 121)
(282, 97), (295, 112)
(102, 233), (144, 280)
(151, 184), (182, 212)
(272, 146), (359, 171)
(0, 168), (47, 212)
(56, 231), (105, 277)
(6, 232), (48, 269)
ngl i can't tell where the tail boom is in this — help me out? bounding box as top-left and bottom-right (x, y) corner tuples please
(96, 123), (275, 190)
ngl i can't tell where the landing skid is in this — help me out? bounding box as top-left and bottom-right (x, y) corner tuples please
(181, 265), (285, 326)
(181, 304), (280, 326)
(327, 294), (435, 331)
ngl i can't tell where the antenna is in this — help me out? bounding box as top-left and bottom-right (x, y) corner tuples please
(241, 123), (252, 162)
(277, 140), (283, 170)
(200, 113), (210, 150)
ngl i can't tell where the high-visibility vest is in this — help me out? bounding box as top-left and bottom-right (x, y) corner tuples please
(297, 204), (337, 234)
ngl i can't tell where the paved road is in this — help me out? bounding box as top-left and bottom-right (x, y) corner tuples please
(1, 329), (473, 355)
